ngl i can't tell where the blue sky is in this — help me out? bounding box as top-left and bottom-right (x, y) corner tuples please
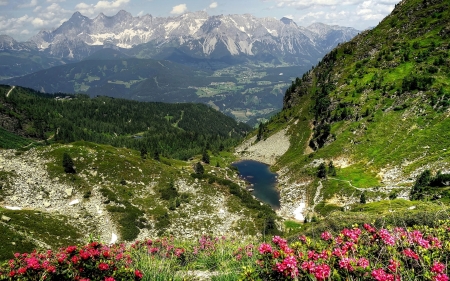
(0, 0), (400, 41)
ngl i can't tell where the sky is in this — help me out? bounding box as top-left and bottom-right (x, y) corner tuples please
(0, 0), (400, 42)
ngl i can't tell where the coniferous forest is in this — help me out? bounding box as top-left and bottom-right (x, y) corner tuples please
(0, 85), (250, 159)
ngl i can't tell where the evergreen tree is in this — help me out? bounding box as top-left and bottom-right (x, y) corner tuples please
(360, 192), (367, 204)
(194, 162), (204, 174)
(410, 170), (431, 200)
(328, 161), (336, 176)
(202, 150), (210, 164)
(317, 163), (327, 178)
(62, 152), (76, 174)
(153, 150), (160, 161)
(140, 147), (147, 160)
(257, 122), (264, 141)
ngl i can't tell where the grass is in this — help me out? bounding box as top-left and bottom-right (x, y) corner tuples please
(0, 128), (35, 149)
(0, 208), (84, 260)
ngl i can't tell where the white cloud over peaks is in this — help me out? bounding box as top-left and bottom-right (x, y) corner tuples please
(75, 0), (130, 16)
(170, 4), (188, 15)
(209, 2), (218, 9)
(0, 0), (8, 6)
(30, 3), (71, 28)
(18, 0), (38, 8)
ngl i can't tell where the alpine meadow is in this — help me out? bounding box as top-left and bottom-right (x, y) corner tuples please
(1, 0), (450, 280)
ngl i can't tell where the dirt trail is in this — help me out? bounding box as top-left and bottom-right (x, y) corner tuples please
(6, 85), (15, 97)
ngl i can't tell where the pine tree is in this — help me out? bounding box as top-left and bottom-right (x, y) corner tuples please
(194, 162), (204, 174)
(328, 161), (336, 176)
(202, 150), (210, 164)
(62, 152), (76, 174)
(317, 163), (327, 178)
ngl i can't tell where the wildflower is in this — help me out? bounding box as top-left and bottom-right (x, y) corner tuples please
(66, 245), (78, 254)
(276, 256), (298, 278)
(372, 268), (395, 281)
(379, 229), (396, 246)
(25, 257), (41, 270)
(314, 264), (331, 281)
(357, 257), (370, 269)
(364, 223), (376, 233)
(339, 257), (355, 272)
(98, 263), (109, 271)
(17, 267), (27, 275)
(433, 273), (449, 281)
(258, 243), (272, 255)
(388, 259), (400, 273)
(321, 231), (333, 241)
(236, 254), (242, 261)
(431, 262), (446, 274)
(134, 269), (143, 279)
(104, 277), (115, 281)
(402, 248), (419, 260)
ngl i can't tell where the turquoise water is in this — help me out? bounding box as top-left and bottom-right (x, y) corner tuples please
(232, 160), (280, 209)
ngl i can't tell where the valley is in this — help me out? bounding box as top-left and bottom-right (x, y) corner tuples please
(1, 0), (450, 279)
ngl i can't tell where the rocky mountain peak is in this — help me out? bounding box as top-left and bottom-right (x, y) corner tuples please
(280, 17), (297, 26)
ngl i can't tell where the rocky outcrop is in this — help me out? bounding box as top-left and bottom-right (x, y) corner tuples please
(235, 128), (290, 165)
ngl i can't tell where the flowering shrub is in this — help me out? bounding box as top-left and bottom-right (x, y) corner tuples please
(0, 242), (143, 281)
(2, 221), (450, 280)
(244, 220), (450, 280)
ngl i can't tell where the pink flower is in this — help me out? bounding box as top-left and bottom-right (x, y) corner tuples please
(258, 243), (273, 254)
(431, 262), (446, 274)
(66, 245), (77, 254)
(276, 256), (298, 278)
(434, 274), (449, 281)
(25, 257), (41, 270)
(98, 263), (109, 271)
(357, 257), (370, 269)
(17, 267), (27, 275)
(388, 259), (400, 273)
(321, 231), (333, 241)
(372, 268), (395, 281)
(402, 248), (419, 260)
(135, 269), (143, 279)
(379, 229), (396, 246)
(104, 277), (115, 281)
(364, 223), (376, 233)
(339, 257), (355, 271)
(314, 264), (331, 281)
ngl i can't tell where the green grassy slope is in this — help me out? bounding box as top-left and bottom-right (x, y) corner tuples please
(269, 0), (450, 216)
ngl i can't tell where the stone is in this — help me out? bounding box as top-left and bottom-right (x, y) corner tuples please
(65, 188), (73, 197)
(1, 215), (11, 222)
(43, 202), (51, 208)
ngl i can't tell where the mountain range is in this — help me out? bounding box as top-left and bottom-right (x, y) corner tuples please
(0, 11), (359, 124)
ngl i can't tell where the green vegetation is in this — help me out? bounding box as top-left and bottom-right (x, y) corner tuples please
(0, 207), (83, 261)
(260, 0), (450, 219)
(0, 85), (250, 160)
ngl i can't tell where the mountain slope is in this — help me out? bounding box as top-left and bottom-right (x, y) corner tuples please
(0, 85), (250, 159)
(243, 0), (450, 220)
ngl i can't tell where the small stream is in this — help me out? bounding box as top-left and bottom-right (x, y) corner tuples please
(232, 160), (280, 209)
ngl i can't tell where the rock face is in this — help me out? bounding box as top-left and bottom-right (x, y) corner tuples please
(1, 11), (359, 63)
(0, 148), (117, 243)
(235, 128), (290, 165)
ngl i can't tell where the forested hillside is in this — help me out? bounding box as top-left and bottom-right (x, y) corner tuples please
(0, 85), (250, 159)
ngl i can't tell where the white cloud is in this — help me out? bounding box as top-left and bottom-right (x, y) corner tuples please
(209, 2), (218, 9)
(283, 14), (293, 19)
(46, 0), (66, 2)
(18, 0), (38, 8)
(170, 4), (187, 15)
(75, 0), (130, 16)
(137, 10), (145, 16)
(0, 0), (8, 6)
